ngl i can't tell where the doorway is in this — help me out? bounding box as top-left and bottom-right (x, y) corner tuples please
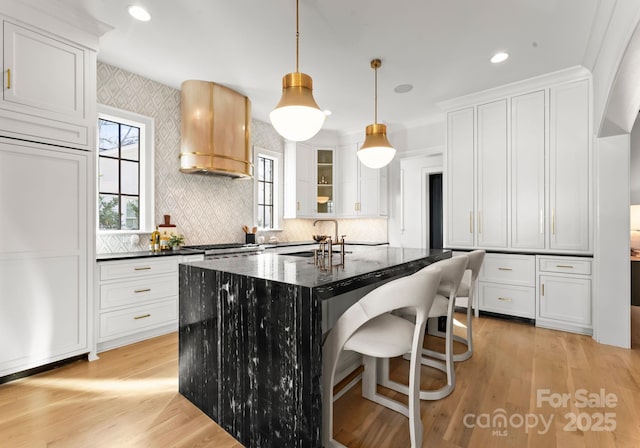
(428, 173), (443, 249)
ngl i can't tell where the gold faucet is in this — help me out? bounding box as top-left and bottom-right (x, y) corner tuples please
(313, 219), (339, 243)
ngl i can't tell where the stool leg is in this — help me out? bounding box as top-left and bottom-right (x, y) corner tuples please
(362, 355), (377, 401)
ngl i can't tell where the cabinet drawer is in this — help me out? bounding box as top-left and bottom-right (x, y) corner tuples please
(538, 257), (591, 275)
(99, 299), (177, 340)
(479, 282), (535, 318)
(479, 253), (535, 286)
(99, 258), (178, 281)
(100, 276), (177, 310)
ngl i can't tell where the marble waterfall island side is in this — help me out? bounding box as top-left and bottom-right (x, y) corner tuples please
(178, 246), (450, 448)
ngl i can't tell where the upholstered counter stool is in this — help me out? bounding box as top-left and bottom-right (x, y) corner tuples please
(378, 255), (469, 401)
(322, 267), (442, 448)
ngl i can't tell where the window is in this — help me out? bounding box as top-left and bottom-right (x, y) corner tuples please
(97, 105), (154, 232)
(254, 147), (282, 230)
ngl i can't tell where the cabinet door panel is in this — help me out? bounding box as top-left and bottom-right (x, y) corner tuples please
(338, 144), (358, 216)
(539, 275), (591, 325)
(549, 80), (590, 251)
(295, 143), (312, 216)
(446, 107), (474, 247)
(477, 100), (508, 248)
(0, 141), (88, 376)
(3, 21), (84, 119)
(511, 91), (545, 249)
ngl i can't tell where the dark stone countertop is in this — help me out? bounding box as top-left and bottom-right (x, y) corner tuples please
(97, 248), (205, 261)
(187, 246), (449, 299)
(263, 240), (389, 248)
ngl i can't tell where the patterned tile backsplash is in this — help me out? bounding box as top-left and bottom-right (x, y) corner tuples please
(96, 63), (387, 253)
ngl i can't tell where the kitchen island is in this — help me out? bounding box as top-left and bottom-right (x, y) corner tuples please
(178, 246), (450, 448)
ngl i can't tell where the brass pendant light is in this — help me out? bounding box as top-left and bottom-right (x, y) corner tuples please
(270, 0), (325, 142)
(357, 59), (396, 169)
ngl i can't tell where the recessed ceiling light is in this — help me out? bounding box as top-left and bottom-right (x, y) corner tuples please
(128, 5), (151, 22)
(394, 84), (413, 94)
(324, 110), (332, 116)
(491, 52), (509, 64)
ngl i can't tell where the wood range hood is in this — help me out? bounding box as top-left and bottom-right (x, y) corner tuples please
(179, 80), (252, 178)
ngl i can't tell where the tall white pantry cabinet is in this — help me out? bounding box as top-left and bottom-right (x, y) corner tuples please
(443, 68), (593, 334)
(0, 1), (103, 377)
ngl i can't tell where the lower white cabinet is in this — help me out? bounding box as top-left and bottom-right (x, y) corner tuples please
(96, 254), (203, 352)
(0, 138), (91, 377)
(536, 255), (592, 335)
(478, 253), (536, 318)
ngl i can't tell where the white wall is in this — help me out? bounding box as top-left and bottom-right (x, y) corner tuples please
(391, 152), (444, 248)
(630, 113), (640, 204)
(594, 135), (631, 348)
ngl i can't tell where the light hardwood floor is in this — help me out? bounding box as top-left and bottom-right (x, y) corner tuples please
(1, 312), (640, 448)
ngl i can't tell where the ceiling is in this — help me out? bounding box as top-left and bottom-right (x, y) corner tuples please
(56, 0), (600, 134)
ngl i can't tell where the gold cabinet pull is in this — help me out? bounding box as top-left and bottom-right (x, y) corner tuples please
(6, 68), (10, 89)
(134, 314), (151, 320)
(498, 267), (512, 271)
(134, 288), (151, 293)
(134, 266), (151, 271)
(556, 264), (573, 269)
(469, 211), (473, 233)
(497, 297), (512, 302)
(478, 211), (482, 234)
(541, 284), (545, 296)
(296, 201), (300, 211)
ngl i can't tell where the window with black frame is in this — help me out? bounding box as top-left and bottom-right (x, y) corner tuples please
(257, 155), (274, 229)
(98, 118), (141, 230)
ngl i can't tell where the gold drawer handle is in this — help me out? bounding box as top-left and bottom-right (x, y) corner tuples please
(498, 267), (512, 271)
(134, 288), (151, 293)
(134, 314), (151, 320)
(134, 266), (151, 271)
(555, 265), (574, 269)
(6, 68), (11, 89)
(497, 297), (512, 302)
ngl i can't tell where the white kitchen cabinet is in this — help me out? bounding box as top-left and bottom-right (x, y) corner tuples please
(96, 254), (203, 352)
(0, 138), (90, 377)
(549, 79), (591, 252)
(337, 143), (388, 217)
(0, 12), (98, 150)
(478, 253), (536, 319)
(315, 148), (335, 215)
(445, 107), (475, 247)
(536, 255), (592, 335)
(443, 73), (591, 255)
(511, 90), (546, 249)
(284, 141), (313, 218)
(476, 99), (508, 248)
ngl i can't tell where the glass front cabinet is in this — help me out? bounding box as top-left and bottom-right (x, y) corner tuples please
(316, 148), (335, 215)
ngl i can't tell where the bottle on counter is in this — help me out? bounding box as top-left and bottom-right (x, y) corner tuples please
(151, 226), (161, 252)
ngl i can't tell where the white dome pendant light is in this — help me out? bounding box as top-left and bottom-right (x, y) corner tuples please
(270, 0), (325, 142)
(357, 59), (396, 169)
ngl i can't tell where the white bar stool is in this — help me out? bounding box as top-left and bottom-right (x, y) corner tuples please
(322, 267), (442, 448)
(378, 255), (469, 401)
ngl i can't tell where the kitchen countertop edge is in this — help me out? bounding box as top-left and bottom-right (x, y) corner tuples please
(97, 248), (205, 262)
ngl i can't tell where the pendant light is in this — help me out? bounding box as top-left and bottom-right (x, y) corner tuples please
(357, 59), (396, 169)
(270, 0), (325, 142)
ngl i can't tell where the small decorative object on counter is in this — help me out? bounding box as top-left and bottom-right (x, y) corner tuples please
(243, 225), (257, 244)
(168, 233), (185, 250)
(159, 214), (179, 238)
(160, 231), (170, 251)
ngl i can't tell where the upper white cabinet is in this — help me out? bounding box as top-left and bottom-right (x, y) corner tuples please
(315, 148), (335, 215)
(476, 99), (508, 248)
(444, 71), (591, 255)
(446, 107), (475, 247)
(337, 143), (388, 217)
(0, 10), (99, 150)
(549, 80), (591, 252)
(511, 90), (545, 249)
(284, 142), (313, 218)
